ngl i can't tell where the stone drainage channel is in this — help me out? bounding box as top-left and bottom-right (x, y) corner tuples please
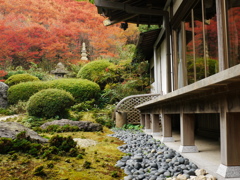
(109, 129), (216, 180)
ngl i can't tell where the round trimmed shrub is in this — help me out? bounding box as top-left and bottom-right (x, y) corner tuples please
(5, 73), (40, 86)
(7, 81), (48, 104)
(77, 60), (115, 89)
(48, 79), (100, 103)
(8, 79), (100, 104)
(27, 89), (74, 118)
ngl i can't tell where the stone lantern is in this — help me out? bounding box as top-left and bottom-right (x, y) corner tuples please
(51, 62), (68, 78)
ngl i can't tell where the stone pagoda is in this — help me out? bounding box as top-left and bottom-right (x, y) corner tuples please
(81, 42), (88, 61)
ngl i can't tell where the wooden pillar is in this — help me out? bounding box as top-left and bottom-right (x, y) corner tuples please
(115, 112), (127, 128)
(140, 114), (145, 127)
(217, 112), (240, 178)
(151, 114), (161, 136)
(161, 114), (174, 142)
(144, 114), (151, 133)
(179, 113), (198, 153)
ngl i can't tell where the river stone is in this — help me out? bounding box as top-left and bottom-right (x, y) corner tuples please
(177, 174), (188, 180)
(124, 175), (134, 180)
(195, 169), (206, 176)
(0, 82), (8, 109)
(164, 171), (171, 177)
(133, 154), (143, 162)
(156, 178), (165, 180)
(0, 121), (48, 143)
(110, 129), (214, 180)
(115, 161), (126, 167)
(124, 168), (132, 175)
(40, 119), (102, 131)
(138, 174), (145, 179)
(149, 175), (157, 180)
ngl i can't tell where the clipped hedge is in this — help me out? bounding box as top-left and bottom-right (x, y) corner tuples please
(5, 73), (40, 86)
(77, 60), (114, 89)
(8, 78), (100, 104)
(49, 79), (100, 103)
(27, 89), (74, 118)
(8, 81), (46, 104)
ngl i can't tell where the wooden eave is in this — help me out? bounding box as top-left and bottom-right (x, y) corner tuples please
(94, 0), (168, 26)
(136, 29), (161, 61)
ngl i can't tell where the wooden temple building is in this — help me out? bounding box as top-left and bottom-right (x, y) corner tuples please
(95, 0), (240, 178)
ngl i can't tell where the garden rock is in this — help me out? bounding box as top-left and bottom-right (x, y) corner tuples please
(0, 82), (8, 108)
(0, 122), (48, 143)
(40, 119), (103, 132)
(73, 138), (97, 148)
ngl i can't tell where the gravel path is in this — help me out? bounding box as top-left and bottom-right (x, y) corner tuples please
(110, 129), (216, 180)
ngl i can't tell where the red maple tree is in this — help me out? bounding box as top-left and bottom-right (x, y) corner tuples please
(0, 0), (127, 69)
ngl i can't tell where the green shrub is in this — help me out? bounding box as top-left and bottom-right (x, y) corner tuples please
(48, 79), (100, 103)
(0, 108), (14, 115)
(8, 81), (47, 104)
(95, 115), (114, 128)
(5, 73), (40, 86)
(77, 60), (116, 89)
(22, 116), (46, 128)
(0, 131), (42, 156)
(71, 99), (95, 112)
(8, 100), (28, 114)
(27, 89), (74, 118)
(3, 70), (27, 80)
(12, 139), (32, 152)
(27, 62), (55, 81)
(28, 143), (42, 156)
(8, 78), (100, 104)
(49, 135), (77, 152)
(122, 124), (143, 130)
(0, 138), (13, 154)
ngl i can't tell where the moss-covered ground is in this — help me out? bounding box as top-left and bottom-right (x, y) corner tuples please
(0, 126), (125, 180)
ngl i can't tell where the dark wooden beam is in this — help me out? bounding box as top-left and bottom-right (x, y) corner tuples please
(95, 0), (125, 11)
(103, 14), (138, 26)
(95, 0), (167, 16)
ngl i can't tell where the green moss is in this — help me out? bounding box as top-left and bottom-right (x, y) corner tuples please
(36, 124), (80, 133)
(0, 128), (125, 180)
(33, 165), (46, 176)
(82, 161), (91, 169)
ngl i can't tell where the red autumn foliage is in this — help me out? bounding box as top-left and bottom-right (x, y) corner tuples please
(0, 70), (7, 82)
(0, 0), (127, 69)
